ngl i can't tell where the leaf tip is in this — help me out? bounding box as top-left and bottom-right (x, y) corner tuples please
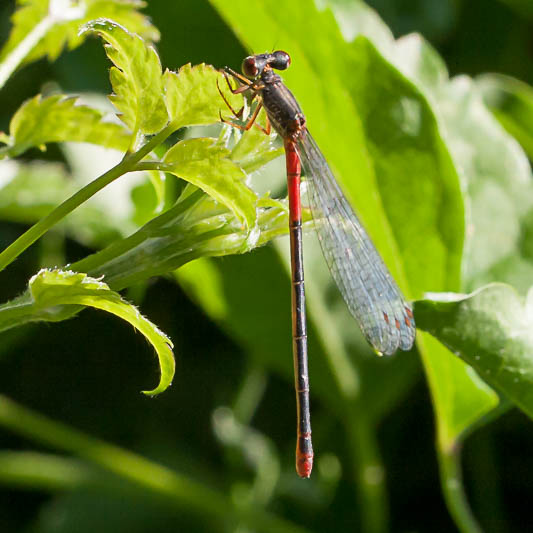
(141, 378), (173, 397)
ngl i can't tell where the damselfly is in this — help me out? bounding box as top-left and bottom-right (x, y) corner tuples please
(218, 51), (416, 477)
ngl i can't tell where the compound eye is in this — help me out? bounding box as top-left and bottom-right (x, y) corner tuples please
(242, 56), (258, 77)
(242, 55), (268, 78)
(270, 50), (291, 71)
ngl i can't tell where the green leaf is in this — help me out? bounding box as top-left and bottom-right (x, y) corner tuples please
(377, 30), (531, 441)
(394, 36), (533, 294)
(0, 269), (174, 395)
(328, 0), (396, 51)
(207, 0), (477, 426)
(163, 138), (258, 230)
(441, 77), (533, 291)
(415, 285), (533, 420)
(387, 34), (508, 444)
(209, 0), (464, 294)
(477, 73), (533, 160)
(347, 37), (464, 294)
(81, 18), (167, 136)
(0, 0), (159, 66)
(0, 94), (132, 158)
(164, 63), (243, 131)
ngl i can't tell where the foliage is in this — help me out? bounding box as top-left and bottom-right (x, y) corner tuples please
(0, 0), (532, 532)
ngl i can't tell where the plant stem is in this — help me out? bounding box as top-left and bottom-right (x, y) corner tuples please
(134, 161), (173, 171)
(0, 125), (173, 273)
(439, 443), (482, 533)
(0, 394), (308, 533)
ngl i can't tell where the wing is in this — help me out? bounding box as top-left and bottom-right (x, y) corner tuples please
(297, 131), (415, 355)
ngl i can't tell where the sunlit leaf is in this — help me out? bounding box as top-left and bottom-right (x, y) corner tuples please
(382, 31), (530, 441)
(394, 35), (533, 294)
(416, 285), (533, 419)
(163, 137), (258, 230)
(442, 77), (533, 291)
(0, 94), (132, 158)
(81, 18), (167, 136)
(0, 269), (174, 394)
(0, 0), (159, 66)
(164, 63), (243, 132)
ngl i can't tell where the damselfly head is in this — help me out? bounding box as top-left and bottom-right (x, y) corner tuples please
(242, 51), (291, 78)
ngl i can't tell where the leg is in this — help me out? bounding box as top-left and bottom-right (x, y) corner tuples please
(216, 68), (256, 119)
(223, 67), (253, 89)
(217, 69), (265, 119)
(219, 100), (266, 132)
(217, 69), (269, 134)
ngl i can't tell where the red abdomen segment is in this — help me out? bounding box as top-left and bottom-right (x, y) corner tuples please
(285, 139), (313, 478)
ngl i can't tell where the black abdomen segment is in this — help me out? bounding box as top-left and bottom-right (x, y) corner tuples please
(285, 139), (313, 477)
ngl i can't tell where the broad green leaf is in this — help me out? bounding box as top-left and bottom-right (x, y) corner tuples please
(0, 0), (159, 66)
(346, 37), (463, 295)
(477, 73), (533, 160)
(163, 138), (258, 230)
(0, 94), (132, 158)
(440, 77), (533, 291)
(164, 64), (243, 131)
(0, 269), (174, 395)
(378, 31), (529, 440)
(81, 18), (167, 136)
(394, 36), (533, 293)
(415, 285), (533, 420)
(328, 0), (395, 53)
(207, 0), (470, 422)
(394, 33), (449, 92)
